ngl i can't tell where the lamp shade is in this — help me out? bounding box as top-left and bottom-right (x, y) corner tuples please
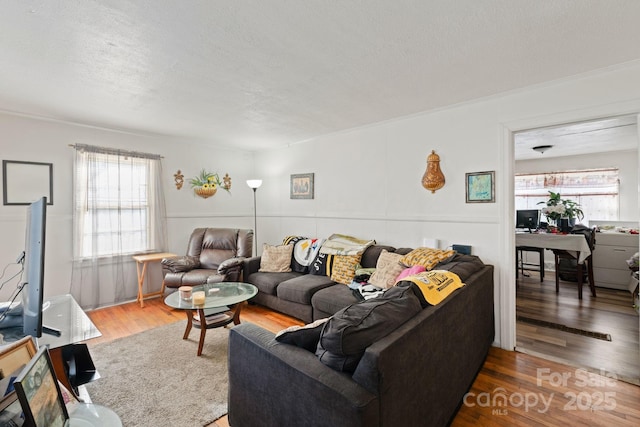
(246, 179), (263, 189)
(532, 145), (553, 154)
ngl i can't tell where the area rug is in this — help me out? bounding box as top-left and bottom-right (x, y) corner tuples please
(85, 321), (229, 427)
(517, 315), (612, 341)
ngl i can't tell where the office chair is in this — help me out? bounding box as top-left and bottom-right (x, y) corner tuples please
(552, 226), (596, 299)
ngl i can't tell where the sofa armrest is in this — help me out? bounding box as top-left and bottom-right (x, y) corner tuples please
(242, 256), (261, 278)
(228, 323), (378, 427)
(161, 255), (200, 273)
(217, 257), (245, 275)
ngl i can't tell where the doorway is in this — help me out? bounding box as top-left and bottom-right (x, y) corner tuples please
(513, 114), (640, 385)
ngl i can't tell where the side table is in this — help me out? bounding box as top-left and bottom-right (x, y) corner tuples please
(164, 282), (257, 356)
(132, 252), (176, 308)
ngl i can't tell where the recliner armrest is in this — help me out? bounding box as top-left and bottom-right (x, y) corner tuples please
(161, 255), (200, 273)
(218, 257), (245, 275)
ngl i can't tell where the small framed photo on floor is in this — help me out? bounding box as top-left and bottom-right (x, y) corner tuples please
(13, 346), (69, 427)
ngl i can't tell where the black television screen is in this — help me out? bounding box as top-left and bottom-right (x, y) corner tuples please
(22, 197), (47, 338)
(516, 209), (540, 230)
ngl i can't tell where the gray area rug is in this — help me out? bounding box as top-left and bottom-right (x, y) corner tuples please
(85, 321), (228, 427)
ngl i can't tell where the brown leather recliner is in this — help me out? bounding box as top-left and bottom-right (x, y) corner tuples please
(161, 228), (253, 290)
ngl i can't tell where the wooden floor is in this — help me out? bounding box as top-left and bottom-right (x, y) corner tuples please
(86, 297), (640, 427)
(516, 272), (639, 385)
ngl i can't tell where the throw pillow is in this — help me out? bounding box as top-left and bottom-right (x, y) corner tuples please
(399, 247), (456, 270)
(315, 285), (422, 373)
(330, 254), (362, 285)
(395, 265), (426, 282)
(368, 250), (405, 289)
(259, 244), (294, 273)
(275, 318), (330, 352)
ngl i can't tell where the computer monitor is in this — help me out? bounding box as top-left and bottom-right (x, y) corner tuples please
(516, 209), (540, 232)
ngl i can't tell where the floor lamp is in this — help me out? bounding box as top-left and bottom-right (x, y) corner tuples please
(246, 179), (262, 256)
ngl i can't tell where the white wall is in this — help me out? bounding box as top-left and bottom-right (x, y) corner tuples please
(1, 60), (640, 347)
(0, 113), (255, 305)
(251, 60), (640, 349)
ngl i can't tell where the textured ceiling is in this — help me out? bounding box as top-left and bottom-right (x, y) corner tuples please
(1, 1), (640, 151)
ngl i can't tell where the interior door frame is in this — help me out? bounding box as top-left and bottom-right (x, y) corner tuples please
(499, 101), (640, 351)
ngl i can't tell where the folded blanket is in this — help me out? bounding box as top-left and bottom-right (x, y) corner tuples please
(399, 270), (465, 306)
(319, 233), (375, 255)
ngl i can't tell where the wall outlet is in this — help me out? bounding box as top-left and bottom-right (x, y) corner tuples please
(422, 238), (439, 249)
(452, 244), (472, 255)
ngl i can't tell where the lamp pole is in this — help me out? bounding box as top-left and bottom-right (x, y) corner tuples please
(246, 180), (262, 256)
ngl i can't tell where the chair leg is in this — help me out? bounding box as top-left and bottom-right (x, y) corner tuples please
(587, 260), (596, 297)
(554, 254), (560, 293)
(577, 263), (583, 300)
(538, 249), (544, 282)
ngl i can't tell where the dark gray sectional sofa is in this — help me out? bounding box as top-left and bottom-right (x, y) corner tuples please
(242, 245), (413, 323)
(231, 245), (495, 427)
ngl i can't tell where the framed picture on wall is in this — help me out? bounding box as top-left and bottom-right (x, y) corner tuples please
(465, 171), (495, 203)
(290, 173), (314, 199)
(3, 160), (53, 205)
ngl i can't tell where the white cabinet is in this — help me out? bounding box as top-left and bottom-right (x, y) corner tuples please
(592, 232), (639, 290)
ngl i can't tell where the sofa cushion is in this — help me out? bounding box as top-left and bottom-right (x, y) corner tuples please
(399, 247), (456, 270)
(277, 274), (337, 304)
(259, 244), (294, 273)
(330, 254), (362, 285)
(311, 284), (360, 317)
(359, 245), (396, 268)
(247, 271), (302, 295)
(436, 253), (486, 281)
(368, 250), (405, 289)
(275, 318), (330, 352)
(315, 284), (422, 373)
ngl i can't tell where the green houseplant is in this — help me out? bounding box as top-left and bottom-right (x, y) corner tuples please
(537, 191), (583, 231)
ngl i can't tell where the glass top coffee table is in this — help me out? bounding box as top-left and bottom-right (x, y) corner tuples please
(164, 282), (257, 356)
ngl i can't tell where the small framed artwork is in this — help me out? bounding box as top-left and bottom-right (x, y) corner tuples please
(290, 173), (314, 199)
(0, 336), (38, 419)
(465, 171), (495, 203)
(3, 160), (54, 206)
(13, 346), (69, 427)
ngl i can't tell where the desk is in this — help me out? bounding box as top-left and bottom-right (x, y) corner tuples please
(516, 233), (591, 264)
(132, 252), (176, 308)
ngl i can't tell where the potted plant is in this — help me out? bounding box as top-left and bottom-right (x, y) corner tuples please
(537, 191), (584, 232)
(189, 169), (231, 198)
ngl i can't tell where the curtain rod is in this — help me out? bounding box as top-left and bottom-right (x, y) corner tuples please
(68, 144), (163, 159)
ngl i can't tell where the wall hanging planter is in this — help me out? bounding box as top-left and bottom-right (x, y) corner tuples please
(189, 169), (231, 199)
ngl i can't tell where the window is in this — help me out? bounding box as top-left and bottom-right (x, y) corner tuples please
(515, 169), (619, 224)
(73, 145), (166, 259)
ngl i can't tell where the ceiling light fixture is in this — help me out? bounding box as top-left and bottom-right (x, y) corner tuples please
(532, 145), (553, 154)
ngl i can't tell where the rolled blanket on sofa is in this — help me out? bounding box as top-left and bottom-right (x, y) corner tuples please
(319, 234), (375, 255)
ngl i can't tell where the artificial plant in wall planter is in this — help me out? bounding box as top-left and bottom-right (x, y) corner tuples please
(189, 169), (232, 198)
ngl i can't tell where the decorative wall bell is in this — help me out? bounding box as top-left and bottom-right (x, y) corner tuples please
(422, 150), (445, 193)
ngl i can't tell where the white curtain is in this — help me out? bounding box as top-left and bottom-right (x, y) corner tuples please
(70, 144), (167, 309)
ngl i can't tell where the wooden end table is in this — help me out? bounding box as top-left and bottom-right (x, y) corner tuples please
(164, 282), (258, 356)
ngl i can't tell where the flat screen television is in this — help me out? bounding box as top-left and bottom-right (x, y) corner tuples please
(0, 197), (59, 340)
(516, 209), (540, 231)
(21, 196), (47, 338)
